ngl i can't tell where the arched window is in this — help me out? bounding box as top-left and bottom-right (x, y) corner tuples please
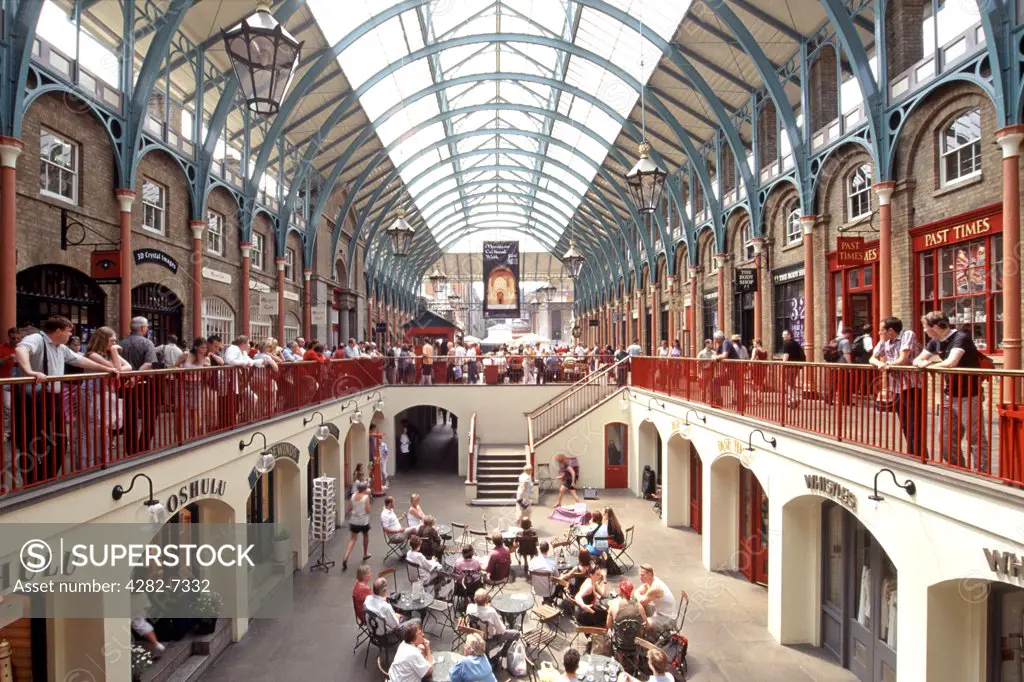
(202, 297), (234, 341)
(786, 208), (802, 245)
(940, 109), (981, 186)
(249, 305), (272, 342)
(847, 164), (872, 220)
(283, 312), (300, 344)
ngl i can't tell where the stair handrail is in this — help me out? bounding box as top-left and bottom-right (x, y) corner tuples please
(527, 358), (627, 444)
(526, 358), (621, 413)
(467, 412), (478, 484)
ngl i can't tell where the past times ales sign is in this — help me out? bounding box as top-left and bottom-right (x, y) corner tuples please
(836, 237), (865, 266)
(483, 241), (520, 319)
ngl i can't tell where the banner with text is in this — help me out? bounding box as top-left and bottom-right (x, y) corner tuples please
(482, 241), (520, 319)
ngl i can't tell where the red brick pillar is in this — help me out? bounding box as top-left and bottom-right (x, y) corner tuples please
(801, 216), (818, 360)
(239, 241), (251, 337)
(303, 269), (312, 341)
(650, 285), (660, 350)
(752, 238), (765, 342)
(275, 257), (285, 343)
(996, 126), (1024, 374)
(0, 137), (23, 333)
(366, 297), (374, 341)
(688, 266), (698, 356)
(666, 276), (676, 348)
(715, 254), (727, 334)
(191, 221), (206, 340)
(873, 182), (895, 321)
(115, 189), (137, 338)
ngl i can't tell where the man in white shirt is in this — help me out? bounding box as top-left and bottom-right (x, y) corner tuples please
(363, 578), (418, 633)
(637, 564), (676, 637)
(380, 496), (416, 542)
(223, 336), (264, 367)
(406, 536), (441, 585)
(528, 541), (557, 574)
(515, 465), (533, 520)
(389, 623), (433, 682)
(466, 589), (520, 659)
(343, 338), (360, 358)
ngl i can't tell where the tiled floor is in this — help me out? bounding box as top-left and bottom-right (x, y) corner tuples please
(203, 467), (857, 681)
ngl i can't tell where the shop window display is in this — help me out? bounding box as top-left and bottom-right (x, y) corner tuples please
(918, 237), (1002, 352)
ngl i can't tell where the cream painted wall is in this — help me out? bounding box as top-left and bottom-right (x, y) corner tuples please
(531, 394), (630, 490)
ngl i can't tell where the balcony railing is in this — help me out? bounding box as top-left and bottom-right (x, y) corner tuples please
(0, 359), (383, 498)
(630, 357), (1024, 486)
(527, 359), (628, 447)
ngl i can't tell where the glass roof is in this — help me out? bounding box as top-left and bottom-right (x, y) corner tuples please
(308, 0), (690, 253)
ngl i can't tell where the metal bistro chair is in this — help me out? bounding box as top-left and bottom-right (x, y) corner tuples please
(450, 521), (470, 549)
(608, 525), (636, 573)
(469, 528), (491, 557)
(454, 617), (485, 651)
(364, 610), (403, 667)
(378, 566), (400, 593)
(382, 527), (409, 563)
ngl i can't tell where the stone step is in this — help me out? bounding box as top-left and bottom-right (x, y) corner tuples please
(164, 655), (208, 682)
(142, 619), (230, 682)
(470, 498), (517, 506)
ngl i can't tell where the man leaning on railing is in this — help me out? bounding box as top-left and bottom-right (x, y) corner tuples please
(870, 317), (927, 459)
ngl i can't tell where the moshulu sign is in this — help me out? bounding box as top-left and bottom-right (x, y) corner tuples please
(259, 293), (279, 316)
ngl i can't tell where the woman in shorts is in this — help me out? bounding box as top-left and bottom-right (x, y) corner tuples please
(342, 481), (372, 571)
(555, 453), (581, 508)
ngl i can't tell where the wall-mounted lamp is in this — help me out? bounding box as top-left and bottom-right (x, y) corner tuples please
(112, 473), (168, 525)
(303, 411), (330, 442)
(239, 432), (276, 474)
(367, 391), (385, 414)
(868, 468), (916, 506)
(680, 409), (706, 439)
(647, 398), (665, 412)
(746, 429), (777, 451)
(340, 399), (362, 425)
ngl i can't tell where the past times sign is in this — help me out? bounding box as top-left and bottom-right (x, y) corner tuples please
(483, 241), (520, 319)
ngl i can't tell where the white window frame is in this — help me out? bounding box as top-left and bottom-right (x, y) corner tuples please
(940, 109), (982, 187)
(141, 179), (166, 235)
(202, 297), (234, 341)
(741, 221), (755, 261)
(252, 233), (266, 271)
(249, 305), (272, 342)
(847, 164), (872, 220)
(206, 210), (224, 256)
(785, 208), (803, 245)
(283, 312), (301, 344)
(285, 247), (296, 281)
(39, 129), (79, 204)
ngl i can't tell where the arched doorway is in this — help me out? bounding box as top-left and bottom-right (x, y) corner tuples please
(392, 405), (458, 474)
(16, 264), (105, 338)
(739, 466), (769, 585)
(132, 283), (182, 344)
(689, 445), (702, 533)
(663, 433), (696, 529)
(634, 420), (658, 493)
(605, 422), (629, 489)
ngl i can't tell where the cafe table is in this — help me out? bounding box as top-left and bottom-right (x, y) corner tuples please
(491, 591), (534, 630)
(428, 651), (463, 682)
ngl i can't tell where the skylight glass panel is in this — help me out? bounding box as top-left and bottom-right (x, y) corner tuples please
(337, 15), (408, 91)
(432, 0), (490, 38)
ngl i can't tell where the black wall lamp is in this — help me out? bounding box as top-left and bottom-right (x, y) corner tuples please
(303, 411), (330, 442)
(646, 397), (666, 411)
(679, 410), (706, 439)
(340, 399), (363, 424)
(746, 429), (777, 451)
(239, 432), (276, 474)
(112, 473), (168, 524)
(868, 468), (917, 504)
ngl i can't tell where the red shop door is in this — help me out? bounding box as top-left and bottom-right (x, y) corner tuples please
(689, 450), (702, 534)
(604, 423), (629, 488)
(739, 467), (769, 585)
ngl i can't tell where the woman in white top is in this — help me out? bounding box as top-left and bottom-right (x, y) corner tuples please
(408, 493), (427, 530)
(399, 426), (412, 471)
(79, 326), (131, 470)
(342, 481), (372, 571)
(657, 340), (670, 357)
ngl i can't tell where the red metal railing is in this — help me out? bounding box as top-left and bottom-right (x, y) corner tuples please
(630, 357), (1024, 486)
(527, 359), (628, 446)
(467, 412), (478, 484)
(384, 354), (604, 385)
(0, 358), (384, 497)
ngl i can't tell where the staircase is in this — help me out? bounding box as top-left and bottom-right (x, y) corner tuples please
(472, 445), (529, 505)
(527, 359), (626, 449)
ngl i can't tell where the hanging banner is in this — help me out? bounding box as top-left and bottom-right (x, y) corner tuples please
(734, 268), (757, 294)
(482, 241), (520, 319)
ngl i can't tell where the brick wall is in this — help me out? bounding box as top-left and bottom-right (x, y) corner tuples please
(886, 0), (926, 81)
(808, 45), (840, 133)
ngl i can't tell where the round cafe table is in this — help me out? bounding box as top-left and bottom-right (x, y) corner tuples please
(393, 592), (434, 615)
(576, 654), (623, 682)
(491, 592), (533, 630)
(428, 651), (463, 682)
(436, 523), (452, 539)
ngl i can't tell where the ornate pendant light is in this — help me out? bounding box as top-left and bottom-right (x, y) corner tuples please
(223, 1), (303, 116)
(385, 206), (415, 257)
(562, 220), (585, 278)
(623, 11), (666, 214)
(428, 266), (448, 295)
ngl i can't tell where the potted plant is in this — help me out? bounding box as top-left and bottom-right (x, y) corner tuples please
(192, 592), (223, 635)
(273, 527), (291, 564)
(131, 643), (154, 682)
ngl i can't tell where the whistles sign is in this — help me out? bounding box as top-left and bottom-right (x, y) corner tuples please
(911, 204), (1001, 251)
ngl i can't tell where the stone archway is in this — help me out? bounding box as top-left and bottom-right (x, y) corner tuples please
(635, 419), (661, 496)
(663, 433), (691, 528)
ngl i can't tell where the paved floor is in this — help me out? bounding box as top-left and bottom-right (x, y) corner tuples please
(203, 468), (857, 682)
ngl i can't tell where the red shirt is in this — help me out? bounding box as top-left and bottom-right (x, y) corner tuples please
(333, 348), (347, 360)
(0, 343), (17, 380)
(303, 349), (326, 363)
(352, 581), (373, 623)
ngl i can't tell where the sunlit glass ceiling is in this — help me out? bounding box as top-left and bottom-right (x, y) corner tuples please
(308, 0), (690, 252)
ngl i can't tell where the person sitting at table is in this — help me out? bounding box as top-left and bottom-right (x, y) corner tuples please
(558, 649), (580, 682)
(561, 548), (593, 595)
(351, 564), (374, 625)
(528, 541), (557, 574)
(616, 648), (675, 682)
(406, 535), (442, 588)
(584, 510), (610, 557)
(449, 633), (497, 682)
(606, 580), (647, 647)
(381, 496), (417, 543)
(466, 589), (521, 661)
(364, 578), (419, 633)
(407, 493), (427, 531)
(637, 564), (676, 638)
(515, 518), (539, 566)
(604, 506), (626, 546)
(417, 516), (443, 561)
(388, 622), (433, 682)
(484, 532), (511, 585)
(573, 565), (609, 627)
(454, 545), (485, 597)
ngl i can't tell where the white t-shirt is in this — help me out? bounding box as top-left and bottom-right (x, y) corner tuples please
(650, 674), (674, 682)
(400, 433), (411, 454)
(647, 576), (676, 622)
(516, 472), (533, 504)
(348, 493), (370, 526)
(379, 441), (389, 459)
(381, 508), (403, 532)
(407, 550), (440, 582)
(528, 554), (556, 573)
(389, 642), (431, 682)
(466, 604), (506, 637)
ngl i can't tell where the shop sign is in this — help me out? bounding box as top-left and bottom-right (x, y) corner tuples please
(311, 307), (328, 325)
(283, 291), (300, 302)
(717, 438), (744, 456)
(911, 204), (1001, 251)
(202, 267), (232, 284)
(773, 264), (804, 284)
(589, 319), (600, 327)
(836, 237), (865, 266)
(249, 279), (271, 293)
(91, 250), (121, 284)
(133, 249), (178, 273)
(703, 291), (718, 301)
(804, 474), (857, 512)
(165, 477), (228, 515)
(734, 268), (757, 294)
(984, 548), (1023, 580)
(259, 293), (278, 316)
